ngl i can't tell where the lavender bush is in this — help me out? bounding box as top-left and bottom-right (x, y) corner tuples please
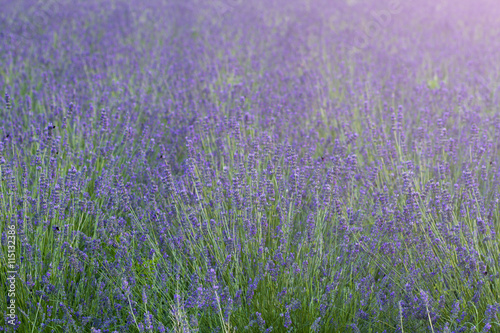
(1, 0), (500, 332)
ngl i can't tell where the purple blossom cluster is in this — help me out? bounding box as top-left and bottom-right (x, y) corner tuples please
(1, 0), (500, 332)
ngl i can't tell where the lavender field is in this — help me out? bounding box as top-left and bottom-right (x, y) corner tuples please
(1, 0), (500, 332)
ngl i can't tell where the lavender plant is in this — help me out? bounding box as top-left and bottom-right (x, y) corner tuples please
(1, 0), (500, 332)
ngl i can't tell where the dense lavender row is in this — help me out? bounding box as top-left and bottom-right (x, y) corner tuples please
(1, 0), (500, 332)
